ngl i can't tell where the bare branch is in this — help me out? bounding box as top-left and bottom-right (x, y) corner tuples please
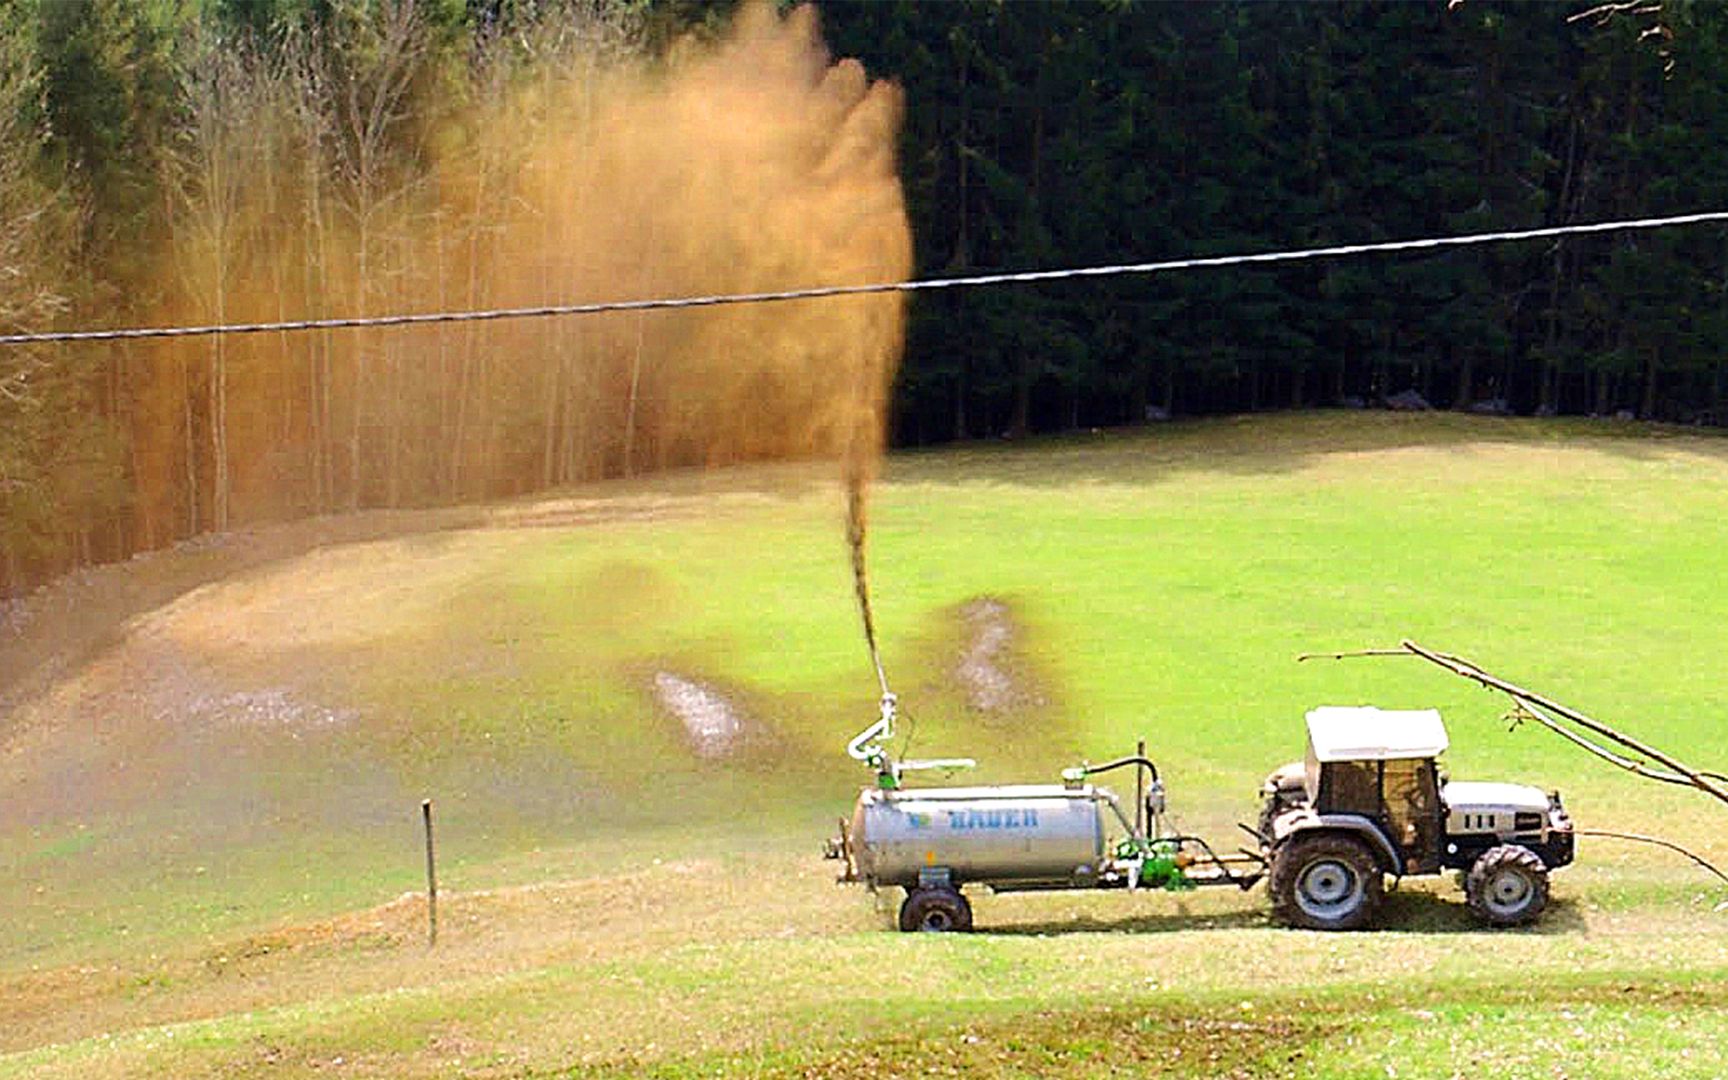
(1569, 1), (1664, 27)
(1306, 640), (1728, 811)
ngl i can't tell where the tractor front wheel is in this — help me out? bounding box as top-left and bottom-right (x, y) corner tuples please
(1465, 845), (1549, 927)
(1270, 834), (1383, 931)
(898, 886), (973, 933)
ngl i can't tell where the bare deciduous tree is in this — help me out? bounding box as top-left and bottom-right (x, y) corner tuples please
(326, 0), (427, 509)
(0, 25), (77, 589)
(168, 30), (255, 532)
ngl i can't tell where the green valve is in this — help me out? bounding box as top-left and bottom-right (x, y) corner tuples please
(871, 755), (899, 789)
(1143, 852), (1174, 885)
(1140, 840), (1196, 892)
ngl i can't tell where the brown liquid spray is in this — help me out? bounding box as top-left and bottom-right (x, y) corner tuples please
(130, 2), (910, 687)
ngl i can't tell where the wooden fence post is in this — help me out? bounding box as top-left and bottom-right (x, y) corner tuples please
(422, 798), (437, 947)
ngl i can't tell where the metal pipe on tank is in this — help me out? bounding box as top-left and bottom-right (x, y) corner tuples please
(1136, 739), (1146, 839)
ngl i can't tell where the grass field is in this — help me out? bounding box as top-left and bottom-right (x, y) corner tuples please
(7, 411), (1728, 1076)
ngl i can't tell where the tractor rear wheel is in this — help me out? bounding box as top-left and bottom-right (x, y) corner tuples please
(1465, 845), (1549, 926)
(1270, 834), (1383, 931)
(898, 886), (973, 933)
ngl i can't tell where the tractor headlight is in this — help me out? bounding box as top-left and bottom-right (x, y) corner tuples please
(1547, 792), (1572, 831)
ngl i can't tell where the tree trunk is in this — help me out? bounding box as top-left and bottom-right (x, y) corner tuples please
(210, 302), (228, 531)
(305, 142), (333, 514)
(1540, 119), (1579, 418)
(1010, 354), (1034, 439)
(539, 252), (562, 488)
(184, 351), (200, 536)
(452, 202), (482, 499)
(954, 350), (969, 442)
(623, 312), (647, 476)
(433, 205), (451, 501)
(350, 204), (368, 510)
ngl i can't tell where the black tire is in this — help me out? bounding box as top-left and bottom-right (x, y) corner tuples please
(1270, 834), (1383, 931)
(1465, 845), (1549, 927)
(898, 886), (973, 933)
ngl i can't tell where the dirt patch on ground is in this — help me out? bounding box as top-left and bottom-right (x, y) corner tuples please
(489, 490), (786, 531)
(0, 507), (491, 726)
(113, 619), (359, 733)
(955, 597), (1042, 714)
(0, 621), (366, 832)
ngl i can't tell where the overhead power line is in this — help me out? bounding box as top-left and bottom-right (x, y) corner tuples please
(4, 209), (1728, 347)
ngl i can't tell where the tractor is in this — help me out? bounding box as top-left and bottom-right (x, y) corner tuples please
(1258, 706), (1575, 930)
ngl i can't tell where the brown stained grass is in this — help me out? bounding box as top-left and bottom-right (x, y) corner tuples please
(0, 853), (878, 1057)
(591, 1012), (1327, 1079)
(558, 977), (1728, 1079)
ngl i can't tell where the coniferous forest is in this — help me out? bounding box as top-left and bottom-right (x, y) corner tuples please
(0, 0), (1721, 593)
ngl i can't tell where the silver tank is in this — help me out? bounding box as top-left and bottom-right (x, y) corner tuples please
(850, 784), (1109, 888)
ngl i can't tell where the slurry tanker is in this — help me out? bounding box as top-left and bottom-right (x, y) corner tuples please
(826, 691), (1576, 932)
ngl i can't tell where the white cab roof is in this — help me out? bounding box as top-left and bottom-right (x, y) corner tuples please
(1305, 706), (1449, 762)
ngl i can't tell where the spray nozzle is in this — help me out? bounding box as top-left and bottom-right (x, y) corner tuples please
(846, 692), (898, 764)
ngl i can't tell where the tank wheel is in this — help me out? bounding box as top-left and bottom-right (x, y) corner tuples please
(1465, 845), (1549, 927)
(898, 886), (973, 933)
(1270, 834), (1383, 931)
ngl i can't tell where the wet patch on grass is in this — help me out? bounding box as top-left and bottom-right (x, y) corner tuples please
(955, 596), (1042, 714)
(181, 688), (357, 730)
(653, 671), (746, 758)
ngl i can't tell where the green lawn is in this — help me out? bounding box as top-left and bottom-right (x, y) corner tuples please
(7, 411), (1728, 1076)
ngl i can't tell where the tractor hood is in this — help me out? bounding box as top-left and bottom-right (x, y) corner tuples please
(1442, 781), (1550, 815)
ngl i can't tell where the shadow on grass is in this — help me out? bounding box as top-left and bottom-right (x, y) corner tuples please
(887, 410), (1728, 491)
(974, 890), (1585, 937)
(1377, 888), (1588, 934)
(984, 904), (1276, 936)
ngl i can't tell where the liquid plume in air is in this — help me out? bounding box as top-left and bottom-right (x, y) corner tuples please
(129, 1), (912, 561)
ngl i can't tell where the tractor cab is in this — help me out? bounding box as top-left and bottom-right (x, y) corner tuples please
(1302, 706), (1447, 875)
